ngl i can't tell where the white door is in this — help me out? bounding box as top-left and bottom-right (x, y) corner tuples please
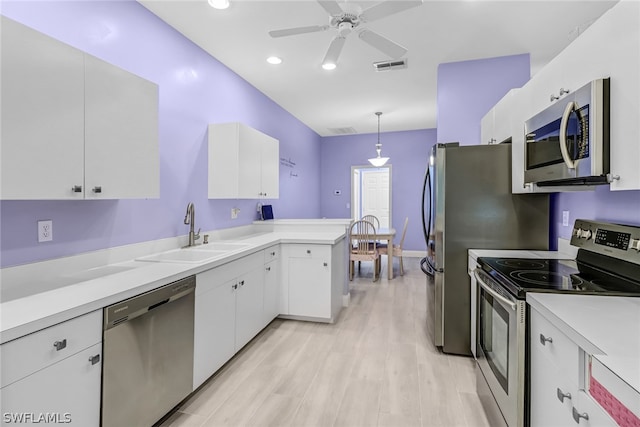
(361, 169), (390, 228)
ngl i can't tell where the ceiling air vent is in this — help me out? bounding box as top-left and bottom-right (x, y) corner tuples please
(328, 127), (357, 135)
(373, 59), (407, 72)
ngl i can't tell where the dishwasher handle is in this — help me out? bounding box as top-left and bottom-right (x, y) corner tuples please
(104, 276), (196, 330)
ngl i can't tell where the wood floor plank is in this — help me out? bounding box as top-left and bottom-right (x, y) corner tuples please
(161, 258), (492, 427)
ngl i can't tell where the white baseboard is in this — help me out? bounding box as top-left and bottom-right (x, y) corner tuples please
(342, 292), (350, 307)
(403, 250), (426, 258)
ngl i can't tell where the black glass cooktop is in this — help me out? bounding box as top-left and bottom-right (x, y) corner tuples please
(477, 257), (640, 299)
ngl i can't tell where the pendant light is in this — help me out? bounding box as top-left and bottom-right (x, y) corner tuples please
(368, 112), (389, 167)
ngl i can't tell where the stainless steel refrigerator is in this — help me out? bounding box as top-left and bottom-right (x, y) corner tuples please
(421, 143), (549, 356)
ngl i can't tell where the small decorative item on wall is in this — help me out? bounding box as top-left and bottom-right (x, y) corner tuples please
(280, 157), (298, 178)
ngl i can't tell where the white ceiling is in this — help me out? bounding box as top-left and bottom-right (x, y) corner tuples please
(139, 0), (618, 136)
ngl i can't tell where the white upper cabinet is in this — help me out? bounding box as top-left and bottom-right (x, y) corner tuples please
(1, 16), (85, 200)
(0, 17), (159, 200)
(208, 123), (279, 199)
(513, 0), (640, 191)
(84, 55), (159, 199)
(481, 89), (519, 145)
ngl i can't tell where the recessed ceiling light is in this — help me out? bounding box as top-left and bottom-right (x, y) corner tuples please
(322, 62), (336, 71)
(267, 56), (282, 65)
(208, 0), (229, 10)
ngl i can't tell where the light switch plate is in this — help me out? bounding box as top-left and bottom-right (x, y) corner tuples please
(38, 220), (53, 242)
(562, 211), (570, 227)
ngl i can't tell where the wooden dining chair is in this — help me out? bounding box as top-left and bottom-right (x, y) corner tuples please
(361, 215), (380, 230)
(349, 219), (381, 282)
(378, 217), (409, 276)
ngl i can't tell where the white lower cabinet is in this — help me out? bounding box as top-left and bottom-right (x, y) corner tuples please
(193, 251), (267, 390)
(280, 240), (345, 323)
(0, 310), (102, 427)
(529, 307), (616, 427)
(263, 246), (280, 324)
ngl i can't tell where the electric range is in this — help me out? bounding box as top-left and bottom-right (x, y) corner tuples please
(473, 219), (640, 427)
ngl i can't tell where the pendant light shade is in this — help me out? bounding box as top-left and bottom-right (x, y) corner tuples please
(368, 112), (389, 167)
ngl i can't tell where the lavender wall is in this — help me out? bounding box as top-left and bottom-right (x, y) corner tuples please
(0, 1), (321, 267)
(551, 188), (640, 241)
(436, 54), (530, 145)
(320, 129), (436, 251)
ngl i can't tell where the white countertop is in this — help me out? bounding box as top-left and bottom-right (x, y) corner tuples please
(527, 293), (640, 395)
(0, 230), (345, 344)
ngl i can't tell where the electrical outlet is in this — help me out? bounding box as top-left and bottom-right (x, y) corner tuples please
(562, 211), (570, 227)
(231, 208), (240, 219)
(38, 220), (53, 242)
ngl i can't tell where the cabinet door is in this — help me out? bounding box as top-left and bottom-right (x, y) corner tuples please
(1, 343), (102, 427)
(1, 16), (85, 200)
(480, 108), (495, 145)
(84, 55), (159, 199)
(260, 134), (279, 199)
(235, 265), (265, 351)
(193, 276), (236, 390)
(263, 259), (279, 323)
(288, 257), (331, 319)
(237, 125), (263, 198)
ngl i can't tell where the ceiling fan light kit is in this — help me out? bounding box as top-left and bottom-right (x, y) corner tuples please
(268, 0), (423, 70)
(368, 112), (389, 167)
(207, 0), (229, 10)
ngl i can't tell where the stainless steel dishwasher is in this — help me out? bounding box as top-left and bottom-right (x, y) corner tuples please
(102, 275), (195, 427)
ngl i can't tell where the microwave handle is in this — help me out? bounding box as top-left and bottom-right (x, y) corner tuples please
(474, 269), (517, 311)
(559, 101), (578, 169)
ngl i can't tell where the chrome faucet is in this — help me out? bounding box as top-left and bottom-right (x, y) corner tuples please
(184, 202), (200, 247)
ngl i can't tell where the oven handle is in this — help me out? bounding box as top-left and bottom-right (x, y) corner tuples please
(559, 100), (578, 170)
(474, 269), (517, 311)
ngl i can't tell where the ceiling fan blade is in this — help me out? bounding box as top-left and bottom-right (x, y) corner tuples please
(317, 0), (344, 16)
(323, 36), (347, 66)
(269, 25), (329, 38)
(358, 29), (407, 59)
(360, 0), (423, 23)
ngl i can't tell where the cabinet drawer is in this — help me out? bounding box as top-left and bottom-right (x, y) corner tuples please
(264, 245), (280, 263)
(1, 310), (102, 388)
(287, 244), (330, 259)
(573, 390), (618, 427)
(530, 309), (580, 386)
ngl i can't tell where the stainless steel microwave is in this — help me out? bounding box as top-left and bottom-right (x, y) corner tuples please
(524, 78), (610, 186)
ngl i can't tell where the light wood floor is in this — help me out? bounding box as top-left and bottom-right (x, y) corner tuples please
(160, 257), (491, 427)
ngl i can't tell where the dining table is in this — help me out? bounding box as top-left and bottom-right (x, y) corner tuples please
(350, 227), (396, 280)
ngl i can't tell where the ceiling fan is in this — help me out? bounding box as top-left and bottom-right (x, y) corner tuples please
(268, 0), (423, 69)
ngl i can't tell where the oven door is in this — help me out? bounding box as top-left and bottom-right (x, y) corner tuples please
(475, 269), (526, 427)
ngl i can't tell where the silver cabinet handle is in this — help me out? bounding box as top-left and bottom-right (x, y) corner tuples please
(557, 388), (571, 403)
(306, 250), (311, 254)
(270, 251), (276, 256)
(89, 354), (100, 365)
(323, 262), (328, 267)
(559, 87), (570, 96)
(232, 283), (238, 290)
(550, 94), (560, 102)
(53, 339), (67, 351)
(572, 407), (589, 423)
(71, 185), (82, 193)
(92, 186), (102, 193)
(239, 280), (245, 287)
(539, 334), (553, 346)
(266, 267), (271, 272)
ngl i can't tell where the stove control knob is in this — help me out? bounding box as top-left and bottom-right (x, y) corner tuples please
(573, 228), (583, 237)
(580, 229), (592, 239)
(630, 239), (640, 251)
